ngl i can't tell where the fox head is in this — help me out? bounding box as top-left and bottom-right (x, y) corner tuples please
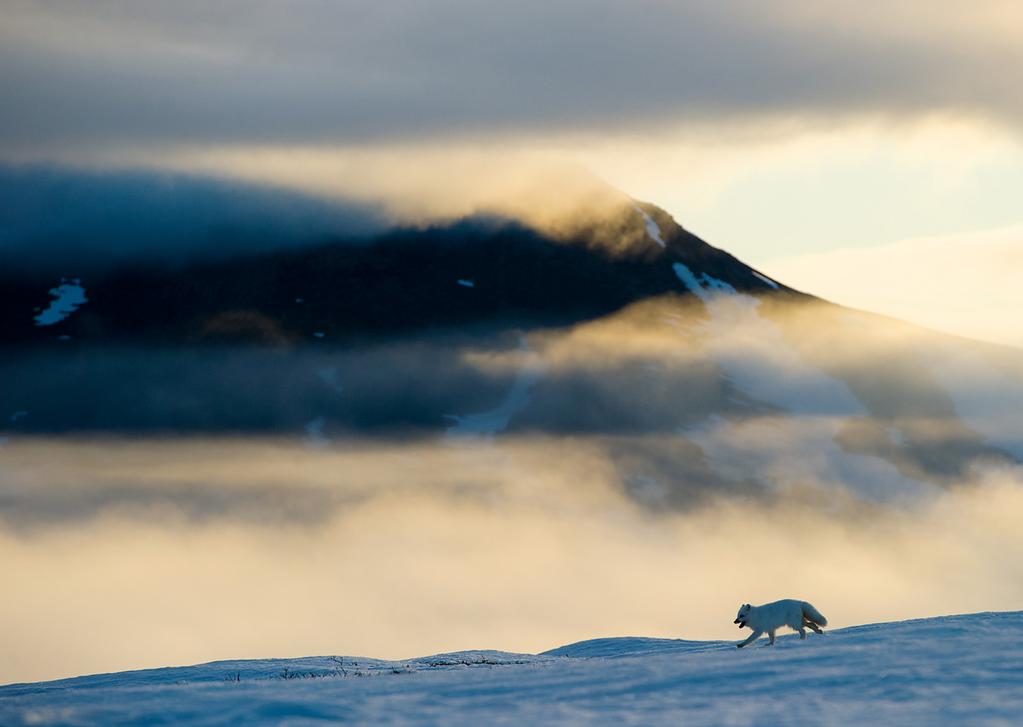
(734, 603), (751, 629)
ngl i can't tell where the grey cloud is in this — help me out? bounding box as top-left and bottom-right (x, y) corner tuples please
(0, 479), (347, 532)
(1, 1), (1021, 151)
(3, 295), (1022, 532)
(0, 165), (385, 274)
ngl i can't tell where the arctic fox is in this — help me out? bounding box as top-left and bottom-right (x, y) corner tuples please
(733, 599), (827, 648)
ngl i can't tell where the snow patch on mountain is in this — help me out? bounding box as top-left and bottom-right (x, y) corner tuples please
(674, 263), (861, 416)
(446, 338), (544, 438)
(33, 279), (87, 326)
(752, 271), (780, 289)
(672, 262), (718, 302)
(304, 417), (328, 448)
(634, 205), (666, 248)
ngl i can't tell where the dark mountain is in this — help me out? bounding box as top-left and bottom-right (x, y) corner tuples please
(1, 205), (785, 348)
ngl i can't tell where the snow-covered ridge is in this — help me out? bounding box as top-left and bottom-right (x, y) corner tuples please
(752, 270), (780, 289)
(3, 611), (1020, 726)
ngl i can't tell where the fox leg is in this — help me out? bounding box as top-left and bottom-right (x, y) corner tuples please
(737, 630), (763, 648)
(767, 630), (776, 645)
(798, 626), (807, 639)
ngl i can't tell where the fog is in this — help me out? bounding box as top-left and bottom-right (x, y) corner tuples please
(0, 165), (387, 276)
(2, 436), (1021, 684)
(4, 294), (1023, 684)
(0, 156), (656, 280)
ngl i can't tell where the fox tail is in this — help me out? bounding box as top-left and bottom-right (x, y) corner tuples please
(802, 602), (828, 627)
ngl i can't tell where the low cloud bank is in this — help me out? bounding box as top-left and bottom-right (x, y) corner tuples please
(2, 435), (1021, 684)
(4, 265), (1023, 684)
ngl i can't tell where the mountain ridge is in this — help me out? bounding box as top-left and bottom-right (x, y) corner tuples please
(1, 201), (794, 347)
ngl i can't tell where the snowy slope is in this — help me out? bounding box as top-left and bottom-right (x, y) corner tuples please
(3, 611), (1021, 726)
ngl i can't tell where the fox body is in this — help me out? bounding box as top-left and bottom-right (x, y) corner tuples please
(733, 599), (827, 648)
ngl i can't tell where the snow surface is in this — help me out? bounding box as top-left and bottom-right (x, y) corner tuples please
(33, 280), (87, 326)
(752, 270), (780, 289)
(2, 611), (1020, 726)
(634, 205), (666, 248)
(671, 262), (737, 303)
(446, 338), (544, 437)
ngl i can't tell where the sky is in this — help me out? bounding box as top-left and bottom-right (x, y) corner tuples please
(6, 2), (1023, 686)
(3, 0), (1022, 347)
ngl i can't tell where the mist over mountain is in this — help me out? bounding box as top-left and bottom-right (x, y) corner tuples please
(0, 165), (387, 277)
(3, 166), (1021, 505)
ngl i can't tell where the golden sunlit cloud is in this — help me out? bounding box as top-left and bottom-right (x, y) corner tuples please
(4, 294), (1023, 683)
(3, 436), (1021, 684)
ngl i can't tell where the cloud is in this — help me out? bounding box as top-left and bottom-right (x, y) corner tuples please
(5, 292), (1021, 476)
(2, 1), (1022, 154)
(0, 165), (386, 275)
(136, 145), (632, 233)
(2, 434), (1022, 683)
(4, 292), (1023, 682)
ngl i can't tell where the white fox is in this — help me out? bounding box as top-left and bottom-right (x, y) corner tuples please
(733, 599), (827, 648)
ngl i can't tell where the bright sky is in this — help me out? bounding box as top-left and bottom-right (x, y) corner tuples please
(575, 119), (1023, 348)
(2, 0), (1021, 347)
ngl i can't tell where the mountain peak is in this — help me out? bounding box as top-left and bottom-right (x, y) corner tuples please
(0, 199), (788, 348)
